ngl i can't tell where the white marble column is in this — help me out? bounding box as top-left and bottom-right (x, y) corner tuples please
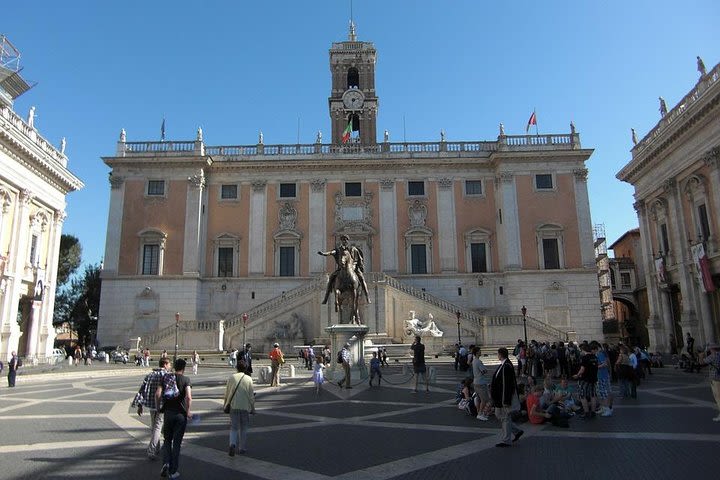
(248, 181), (267, 276)
(25, 300), (42, 357)
(665, 178), (700, 340)
(39, 211), (65, 356)
(309, 179), (326, 274)
(498, 173), (521, 270)
(436, 178), (457, 272)
(183, 170), (205, 276)
(2, 190), (33, 358)
(637, 201), (668, 351)
(704, 149), (720, 254)
(379, 179), (398, 273)
(103, 175), (125, 275)
(573, 168), (595, 268)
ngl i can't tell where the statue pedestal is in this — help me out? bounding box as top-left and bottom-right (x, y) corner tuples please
(325, 324), (370, 380)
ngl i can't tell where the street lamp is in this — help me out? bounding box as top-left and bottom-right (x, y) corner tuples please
(521, 305), (528, 347)
(242, 312), (248, 347)
(455, 311), (461, 344)
(174, 312), (180, 361)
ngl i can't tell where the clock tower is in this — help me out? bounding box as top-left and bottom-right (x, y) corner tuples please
(329, 22), (378, 146)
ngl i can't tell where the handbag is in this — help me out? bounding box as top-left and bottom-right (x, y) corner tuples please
(223, 374), (244, 414)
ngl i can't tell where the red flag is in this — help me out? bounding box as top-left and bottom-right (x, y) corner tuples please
(342, 120), (352, 143)
(526, 111), (537, 133)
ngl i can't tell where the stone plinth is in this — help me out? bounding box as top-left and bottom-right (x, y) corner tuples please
(324, 324), (370, 381)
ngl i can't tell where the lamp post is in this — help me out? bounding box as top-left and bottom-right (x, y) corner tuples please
(242, 312), (248, 347)
(174, 312), (180, 361)
(455, 311), (461, 345)
(521, 305), (528, 347)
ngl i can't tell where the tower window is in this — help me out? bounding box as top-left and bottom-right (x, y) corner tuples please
(279, 183), (296, 198)
(347, 68), (359, 89)
(408, 181), (425, 196)
(535, 174), (554, 190)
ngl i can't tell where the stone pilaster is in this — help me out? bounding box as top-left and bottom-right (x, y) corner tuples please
(183, 170), (206, 276)
(704, 148), (720, 254)
(309, 179), (327, 274)
(497, 173), (521, 270)
(379, 178), (398, 273)
(248, 181), (267, 276)
(103, 174), (125, 275)
(436, 178), (457, 272)
(573, 168), (595, 268)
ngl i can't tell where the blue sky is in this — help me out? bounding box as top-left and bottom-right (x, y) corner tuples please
(4, 1), (719, 267)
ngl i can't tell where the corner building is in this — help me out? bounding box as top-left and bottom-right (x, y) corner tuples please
(98, 28), (601, 352)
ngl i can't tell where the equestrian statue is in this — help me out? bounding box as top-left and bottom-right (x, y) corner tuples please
(318, 234), (371, 324)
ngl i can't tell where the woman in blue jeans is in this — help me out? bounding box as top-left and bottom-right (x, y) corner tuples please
(223, 360), (256, 455)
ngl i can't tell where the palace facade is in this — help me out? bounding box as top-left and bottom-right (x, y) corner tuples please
(0, 35), (84, 361)
(98, 27), (602, 352)
(617, 61), (720, 351)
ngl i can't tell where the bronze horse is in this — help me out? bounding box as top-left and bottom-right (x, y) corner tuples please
(332, 249), (361, 324)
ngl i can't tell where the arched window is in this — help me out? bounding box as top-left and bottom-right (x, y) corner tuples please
(347, 68), (359, 89)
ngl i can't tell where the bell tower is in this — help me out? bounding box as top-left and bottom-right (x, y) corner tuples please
(329, 22), (378, 146)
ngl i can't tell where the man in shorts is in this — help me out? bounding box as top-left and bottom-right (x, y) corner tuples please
(471, 346), (491, 420)
(572, 343), (598, 418)
(411, 336), (429, 393)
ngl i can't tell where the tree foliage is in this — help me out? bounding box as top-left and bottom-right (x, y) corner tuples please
(56, 235), (82, 287)
(67, 263), (102, 343)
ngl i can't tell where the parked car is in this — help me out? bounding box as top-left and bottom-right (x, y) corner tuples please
(49, 348), (66, 364)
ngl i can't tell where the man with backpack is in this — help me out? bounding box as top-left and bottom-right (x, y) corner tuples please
(155, 358), (192, 479)
(132, 357), (171, 459)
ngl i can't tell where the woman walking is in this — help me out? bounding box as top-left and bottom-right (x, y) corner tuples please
(312, 356), (326, 394)
(223, 360), (255, 456)
(191, 350), (200, 375)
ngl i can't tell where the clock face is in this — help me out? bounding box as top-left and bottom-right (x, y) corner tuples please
(342, 89), (365, 110)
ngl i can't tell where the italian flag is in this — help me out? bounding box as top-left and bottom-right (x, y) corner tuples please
(526, 110), (537, 133)
(342, 120), (352, 143)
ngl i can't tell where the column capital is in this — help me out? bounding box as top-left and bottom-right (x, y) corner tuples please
(379, 178), (395, 191)
(54, 210), (67, 225)
(495, 172), (514, 184)
(188, 170), (206, 190)
(19, 189), (34, 206)
(633, 199), (646, 215)
(109, 174), (125, 189)
(573, 168), (589, 181)
(662, 177), (677, 194)
(251, 180), (267, 192)
(703, 146), (720, 168)
(310, 179), (326, 193)
(438, 177), (453, 189)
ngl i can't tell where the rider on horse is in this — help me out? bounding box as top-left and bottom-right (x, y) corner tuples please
(318, 234), (371, 305)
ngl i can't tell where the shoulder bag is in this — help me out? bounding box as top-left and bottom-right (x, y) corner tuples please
(223, 374), (244, 414)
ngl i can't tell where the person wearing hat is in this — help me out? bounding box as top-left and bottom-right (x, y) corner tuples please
(337, 343), (352, 389)
(702, 342), (720, 421)
(318, 234), (371, 306)
(269, 343), (284, 387)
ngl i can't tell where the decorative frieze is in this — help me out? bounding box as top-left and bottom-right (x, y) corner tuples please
(703, 147), (720, 168)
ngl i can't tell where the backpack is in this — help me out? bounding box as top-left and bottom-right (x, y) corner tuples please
(162, 373), (180, 400)
(337, 350), (344, 364)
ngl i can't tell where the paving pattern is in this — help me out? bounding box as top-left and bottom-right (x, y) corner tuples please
(0, 360), (718, 479)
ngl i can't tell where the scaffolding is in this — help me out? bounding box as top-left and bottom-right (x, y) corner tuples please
(0, 34), (35, 104)
(594, 223), (616, 324)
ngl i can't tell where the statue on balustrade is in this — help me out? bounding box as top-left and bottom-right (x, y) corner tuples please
(659, 97), (668, 117)
(631, 128), (638, 145)
(697, 56), (706, 77)
(318, 234), (371, 322)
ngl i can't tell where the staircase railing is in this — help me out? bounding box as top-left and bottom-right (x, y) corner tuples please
(484, 314), (567, 341)
(370, 272), (483, 334)
(223, 275), (326, 331)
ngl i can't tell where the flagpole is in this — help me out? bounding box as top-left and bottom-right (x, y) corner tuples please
(534, 108), (539, 136)
(297, 116), (300, 144)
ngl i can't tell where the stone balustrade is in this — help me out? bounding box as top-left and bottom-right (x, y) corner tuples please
(119, 133), (578, 161)
(0, 104), (67, 167)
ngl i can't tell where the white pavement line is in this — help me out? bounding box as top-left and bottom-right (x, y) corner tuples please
(359, 420), (499, 435)
(352, 401), (452, 422)
(333, 434), (506, 480)
(1, 414), (111, 420)
(0, 438), (136, 454)
(15, 369), (146, 384)
(181, 441), (333, 480)
(0, 400), (41, 413)
(537, 430), (720, 443)
(642, 389), (715, 407)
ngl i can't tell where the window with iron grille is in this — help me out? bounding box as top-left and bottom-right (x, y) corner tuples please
(147, 180), (165, 196)
(218, 247), (233, 277)
(142, 245), (160, 275)
(221, 184), (238, 200)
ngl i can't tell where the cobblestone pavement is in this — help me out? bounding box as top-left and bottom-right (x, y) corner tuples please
(0, 359), (718, 479)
